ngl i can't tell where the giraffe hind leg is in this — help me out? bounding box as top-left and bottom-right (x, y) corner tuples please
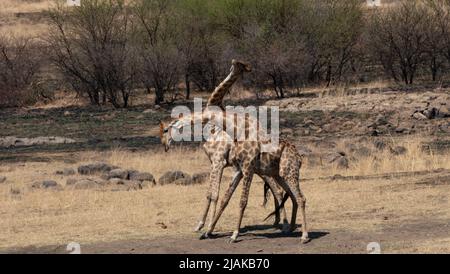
(230, 172), (254, 243)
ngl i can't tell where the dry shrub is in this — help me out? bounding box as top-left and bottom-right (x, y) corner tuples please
(0, 35), (43, 107)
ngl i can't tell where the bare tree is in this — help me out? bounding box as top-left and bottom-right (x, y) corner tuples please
(369, 0), (428, 85)
(133, 0), (182, 105)
(47, 0), (138, 108)
(0, 35), (42, 107)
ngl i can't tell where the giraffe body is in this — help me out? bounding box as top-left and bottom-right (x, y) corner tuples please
(200, 139), (308, 243)
(160, 59), (309, 244)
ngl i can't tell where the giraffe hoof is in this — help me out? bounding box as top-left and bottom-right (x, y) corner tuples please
(228, 238), (238, 244)
(199, 232), (211, 240)
(282, 223), (291, 234)
(300, 237), (310, 244)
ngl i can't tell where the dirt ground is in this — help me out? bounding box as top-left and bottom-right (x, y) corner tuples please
(5, 217), (450, 254)
(1, 85), (449, 254)
(1, 0), (450, 255)
(2, 168), (450, 254)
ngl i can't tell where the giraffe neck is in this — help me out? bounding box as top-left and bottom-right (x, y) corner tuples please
(206, 66), (241, 110)
(168, 111), (233, 143)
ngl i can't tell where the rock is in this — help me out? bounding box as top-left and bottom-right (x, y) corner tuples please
(0, 136), (76, 148)
(336, 157), (349, 169)
(354, 147), (371, 157)
(108, 178), (148, 190)
(31, 180), (62, 190)
(412, 112), (427, 120)
(297, 146), (313, 157)
(374, 140), (387, 150)
(108, 178), (125, 185)
(143, 109), (154, 114)
(331, 174), (345, 180)
(192, 172), (210, 185)
(10, 188), (21, 195)
(106, 169), (129, 180)
(375, 114), (389, 126)
(156, 222), (167, 229)
(78, 162), (118, 175)
(66, 178), (77, 185)
(70, 179), (102, 190)
(437, 106), (450, 118)
(326, 151), (349, 169)
(390, 146), (407, 156)
(0, 176), (6, 183)
(139, 180), (152, 188)
(423, 107), (439, 119)
(346, 143), (358, 152)
(174, 176), (194, 186)
(55, 168), (76, 176)
(303, 119), (315, 127)
(64, 111), (72, 116)
(325, 151), (346, 163)
(129, 171), (155, 184)
(158, 171), (189, 185)
(395, 127), (408, 134)
(127, 180), (148, 190)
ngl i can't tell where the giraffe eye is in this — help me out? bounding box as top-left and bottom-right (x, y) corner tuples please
(163, 128), (169, 133)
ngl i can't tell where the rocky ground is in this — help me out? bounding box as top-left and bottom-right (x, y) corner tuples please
(0, 87), (449, 253)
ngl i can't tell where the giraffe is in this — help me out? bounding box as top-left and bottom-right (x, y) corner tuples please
(160, 60), (309, 244)
(199, 138), (309, 244)
(159, 60), (288, 233)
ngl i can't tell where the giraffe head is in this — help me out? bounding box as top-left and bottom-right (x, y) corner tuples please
(159, 120), (175, 152)
(231, 59), (251, 74)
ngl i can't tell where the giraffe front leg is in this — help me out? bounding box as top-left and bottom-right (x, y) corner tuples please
(194, 195), (211, 232)
(195, 162), (224, 232)
(200, 170), (243, 240)
(229, 173), (253, 243)
(206, 162), (225, 232)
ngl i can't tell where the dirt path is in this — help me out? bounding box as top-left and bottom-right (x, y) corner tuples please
(4, 219), (450, 254)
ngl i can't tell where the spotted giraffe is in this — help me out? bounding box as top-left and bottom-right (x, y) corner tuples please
(199, 139), (309, 244)
(159, 60), (288, 233)
(197, 61), (309, 244)
(160, 60), (309, 244)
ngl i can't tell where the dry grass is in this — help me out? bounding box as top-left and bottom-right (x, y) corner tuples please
(302, 137), (450, 179)
(0, 136), (449, 251)
(0, 0), (52, 37)
(0, 0), (53, 14)
(0, 22), (49, 37)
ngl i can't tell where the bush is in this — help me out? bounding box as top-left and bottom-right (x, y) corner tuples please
(0, 35), (42, 108)
(47, 0), (139, 108)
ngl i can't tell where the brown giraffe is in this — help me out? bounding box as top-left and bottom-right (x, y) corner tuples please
(160, 60), (309, 243)
(159, 60), (288, 233)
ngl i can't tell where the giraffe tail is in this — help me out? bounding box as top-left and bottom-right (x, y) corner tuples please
(262, 182), (271, 208)
(263, 192), (289, 222)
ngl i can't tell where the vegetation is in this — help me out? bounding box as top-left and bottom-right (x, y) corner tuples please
(2, 0), (450, 108)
